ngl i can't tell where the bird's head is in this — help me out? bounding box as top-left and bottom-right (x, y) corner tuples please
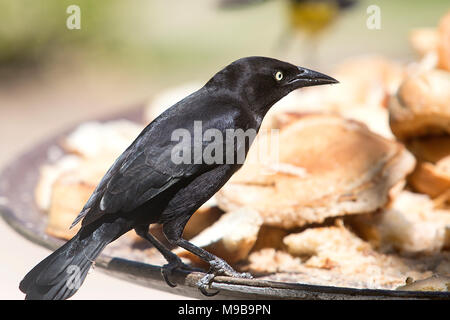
(206, 56), (338, 116)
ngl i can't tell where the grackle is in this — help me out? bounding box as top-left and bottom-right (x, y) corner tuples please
(19, 56), (337, 299)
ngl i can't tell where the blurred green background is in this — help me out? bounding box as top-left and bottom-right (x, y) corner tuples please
(0, 0), (449, 86)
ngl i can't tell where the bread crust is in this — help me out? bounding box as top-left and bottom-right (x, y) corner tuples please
(389, 70), (450, 141)
(217, 115), (415, 228)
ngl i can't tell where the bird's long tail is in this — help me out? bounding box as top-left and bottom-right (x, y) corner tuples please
(19, 223), (118, 300)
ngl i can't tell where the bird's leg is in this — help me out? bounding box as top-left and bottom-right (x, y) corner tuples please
(162, 223), (252, 296)
(134, 225), (197, 287)
(177, 239), (253, 295)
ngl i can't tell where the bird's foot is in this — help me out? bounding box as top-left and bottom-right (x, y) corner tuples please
(161, 256), (201, 288)
(197, 258), (252, 296)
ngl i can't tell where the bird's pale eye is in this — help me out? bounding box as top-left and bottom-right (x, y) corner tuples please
(274, 71), (283, 81)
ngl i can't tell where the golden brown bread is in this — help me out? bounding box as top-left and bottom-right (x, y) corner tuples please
(389, 70), (450, 141)
(45, 158), (111, 239)
(216, 114), (415, 228)
(174, 208), (263, 265)
(41, 120), (144, 239)
(62, 120), (143, 159)
(243, 222), (438, 289)
(332, 55), (405, 98)
(250, 225), (289, 253)
(182, 202), (223, 240)
(261, 56), (405, 139)
(346, 191), (450, 254)
(406, 136), (450, 163)
(34, 155), (81, 212)
(409, 159), (450, 199)
(404, 136), (450, 200)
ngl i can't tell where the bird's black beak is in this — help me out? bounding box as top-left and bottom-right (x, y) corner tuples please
(287, 67), (339, 88)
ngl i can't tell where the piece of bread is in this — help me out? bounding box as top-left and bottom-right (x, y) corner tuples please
(338, 105), (394, 139)
(389, 70), (450, 141)
(34, 155), (81, 211)
(406, 136), (450, 200)
(40, 120), (144, 239)
(45, 156), (142, 242)
(216, 114), (416, 229)
(251, 225), (289, 253)
(174, 207), (263, 266)
(45, 158), (111, 239)
(38, 120), (142, 212)
(243, 248), (302, 274)
(406, 136), (450, 163)
(409, 157), (450, 199)
(182, 201), (223, 240)
(332, 55), (405, 98)
(270, 106), (394, 139)
(283, 221), (375, 271)
(404, 136), (450, 200)
(62, 120), (143, 159)
(261, 56), (404, 138)
(243, 222), (435, 289)
(346, 191), (450, 254)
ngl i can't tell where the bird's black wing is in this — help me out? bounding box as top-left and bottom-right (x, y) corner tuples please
(71, 92), (243, 228)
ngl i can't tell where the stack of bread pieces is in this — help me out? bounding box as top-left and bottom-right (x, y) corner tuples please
(35, 12), (450, 291)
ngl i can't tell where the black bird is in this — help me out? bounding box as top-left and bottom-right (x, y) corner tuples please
(19, 56), (338, 300)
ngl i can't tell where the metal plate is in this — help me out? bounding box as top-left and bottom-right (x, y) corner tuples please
(1, 106), (448, 300)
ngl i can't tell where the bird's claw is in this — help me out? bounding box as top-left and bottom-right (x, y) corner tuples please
(197, 258), (253, 297)
(161, 257), (199, 288)
(198, 273), (220, 296)
(161, 266), (178, 288)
